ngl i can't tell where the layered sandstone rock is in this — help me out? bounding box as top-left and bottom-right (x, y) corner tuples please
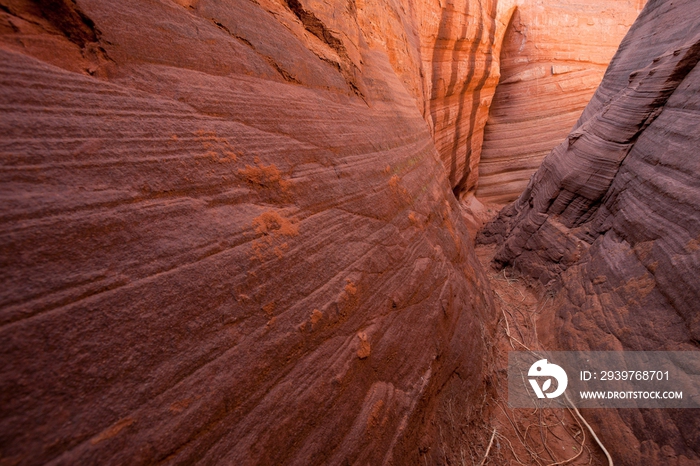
(351, 0), (519, 197)
(476, 0), (646, 204)
(481, 0), (700, 463)
(419, 0), (516, 197)
(0, 0), (497, 464)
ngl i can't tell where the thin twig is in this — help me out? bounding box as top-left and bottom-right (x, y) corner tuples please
(564, 393), (613, 466)
(539, 409), (557, 463)
(496, 400), (545, 465)
(496, 432), (529, 466)
(497, 300), (532, 351)
(479, 428), (497, 466)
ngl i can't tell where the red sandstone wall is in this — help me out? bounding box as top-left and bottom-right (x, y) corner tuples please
(0, 0), (496, 463)
(477, 0), (646, 204)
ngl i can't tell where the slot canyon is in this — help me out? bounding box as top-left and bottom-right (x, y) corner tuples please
(1, 0), (699, 464)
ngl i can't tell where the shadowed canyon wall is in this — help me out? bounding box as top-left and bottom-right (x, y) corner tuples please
(338, 0), (646, 203)
(419, 0), (645, 201)
(0, 0), (501, 463)
(476, 0), (646, 204)
(480, 0), (700, 463)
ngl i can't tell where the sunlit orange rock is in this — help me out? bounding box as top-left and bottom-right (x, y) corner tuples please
(477, 0), (646, 204)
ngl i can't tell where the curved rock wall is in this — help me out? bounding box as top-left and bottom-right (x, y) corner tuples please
(476, 0), (645, 204)
(420, 0), (516, 197)
(354, 0), (519, 197)
(0, 0), (497, 463)
(261, 0), (644, 203)
(480, 0), (700, 462)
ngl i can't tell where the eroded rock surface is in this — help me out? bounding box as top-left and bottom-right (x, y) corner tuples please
(481, 0), (700, 463)
(476, 0), (646, 204)
(420, 0), (515, 197)
(0, 0), (497, 464)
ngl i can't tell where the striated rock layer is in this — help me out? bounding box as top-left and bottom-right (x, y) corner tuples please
(0, 0), (498, 464)
(476, 0), (645, 204)
(420, 0), (515, 197)
(355, 0), (517, 197)
(480, 0), (700, 463)
(234, 0), (647, 203)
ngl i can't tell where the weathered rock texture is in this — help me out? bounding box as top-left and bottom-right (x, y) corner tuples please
(421, 0), (515, 197)
(352, 0), (519, 197)
(0, 0), (499, 464)
(480, 0), (700, 463)
(476, 0), (646, 204)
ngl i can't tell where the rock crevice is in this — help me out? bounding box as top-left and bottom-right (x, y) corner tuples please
(0, 0), (501, 464)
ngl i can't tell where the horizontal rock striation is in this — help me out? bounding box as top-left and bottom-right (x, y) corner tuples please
(480, 0), (700, 463)
(0, 0), (497, 464)
(476, 0), (645, 204)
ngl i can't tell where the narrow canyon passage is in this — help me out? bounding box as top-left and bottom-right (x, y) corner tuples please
(2, 0), (699, 464)
(474, 0), (644, 204)
(471, 241), (610, 465)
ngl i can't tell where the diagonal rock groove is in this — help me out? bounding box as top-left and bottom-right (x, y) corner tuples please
(284, 0), (365, 98)
(0, 0), (112, 74)
(31, 0), (99, 47)
(285, 0), (344, 53)
(209, 16), (302, 84)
